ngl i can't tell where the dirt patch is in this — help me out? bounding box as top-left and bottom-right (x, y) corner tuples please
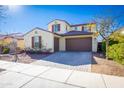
(92, 53), (124, 76)
(0, 53), (51, 64)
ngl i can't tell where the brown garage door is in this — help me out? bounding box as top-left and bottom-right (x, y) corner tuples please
(54, 37), (59, 52)
(66, 37), (92, 51)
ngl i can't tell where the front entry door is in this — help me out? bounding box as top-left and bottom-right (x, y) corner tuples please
(54, 37), (59, 52)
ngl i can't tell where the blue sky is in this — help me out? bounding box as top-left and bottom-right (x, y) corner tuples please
(0, 5), (124, 36)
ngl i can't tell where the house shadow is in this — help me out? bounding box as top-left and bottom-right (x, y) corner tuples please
(92, 52), (105, 64)
(27, 54), (50, 60)
(38, 52), (92, 66)
(22, 53), (51, 60)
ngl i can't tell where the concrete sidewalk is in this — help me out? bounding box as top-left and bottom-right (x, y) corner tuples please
(0, 60), (124, 88)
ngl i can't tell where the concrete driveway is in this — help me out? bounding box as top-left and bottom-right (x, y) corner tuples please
(42, 52), (92, 66)
(32, 52), (92, 72)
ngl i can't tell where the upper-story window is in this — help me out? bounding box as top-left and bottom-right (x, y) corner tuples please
(52, 24), (60, 32)
(74, 27), (78, 30)
(82, 26), (84, 31)
(83, 26), (89, 32)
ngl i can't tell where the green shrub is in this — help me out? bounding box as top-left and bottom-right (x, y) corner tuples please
(102, 39), (119, 54)
(109, 39), (119, 46)
(107, 43), (124, 65)
(2, 47), (10, 54)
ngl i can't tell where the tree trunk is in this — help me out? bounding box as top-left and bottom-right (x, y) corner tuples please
(14, 52), (18, 62)
(106, 39), (109, 59)
(14, 47), (18, 62)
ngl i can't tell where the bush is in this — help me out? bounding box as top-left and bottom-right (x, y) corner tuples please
(2, 47), (10, 54)
(25, 48), (42, 54)
(102, 39), (119, 54)
(107, 43), (124, 65)
(25, 48), (52, 54)
(109, 39), (119, 46)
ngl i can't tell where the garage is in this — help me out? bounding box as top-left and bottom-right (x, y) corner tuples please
(66, 37), (92, 51)
(54, 37), (59, 52)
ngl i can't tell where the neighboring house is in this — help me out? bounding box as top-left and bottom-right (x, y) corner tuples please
(0, 33), (24, 50)
(24, 19), (98, 52)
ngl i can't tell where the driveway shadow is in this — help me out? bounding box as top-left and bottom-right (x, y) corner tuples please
(20, 53), (51, 60)
(92, 53), (105, 64)
(41, 52), (92, 66)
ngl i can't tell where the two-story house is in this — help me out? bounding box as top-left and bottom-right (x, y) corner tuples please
(24, 19), (98, 52)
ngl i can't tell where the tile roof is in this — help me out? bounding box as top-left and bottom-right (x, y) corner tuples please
(70, 22), (96, 27)
(48, 19), (96, 27)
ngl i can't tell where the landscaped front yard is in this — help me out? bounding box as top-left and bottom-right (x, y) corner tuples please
(0, 52), (124, 77)
(92, 53), (124, 76)
(0, 53), (50, 64)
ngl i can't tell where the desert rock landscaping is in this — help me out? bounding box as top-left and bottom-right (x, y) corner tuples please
(92, 53), (124, 76)
(0, 53), (50, 64)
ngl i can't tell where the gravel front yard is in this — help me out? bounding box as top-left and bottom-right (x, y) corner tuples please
(92, 53), (124, 76)
(0, 53), (50, 64)
(0, 52), (124, 77)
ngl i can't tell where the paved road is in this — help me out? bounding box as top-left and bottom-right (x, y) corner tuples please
(0, 60), (124, 88)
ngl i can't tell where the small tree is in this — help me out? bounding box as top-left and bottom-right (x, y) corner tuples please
(0, 6), (7, 59)
(9, 38), (19, 62)
(0, 6), (19, 62)
(94, 10), (124, 59)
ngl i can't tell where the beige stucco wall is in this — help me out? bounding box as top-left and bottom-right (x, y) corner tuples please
(24, 28), (54, 52)
(92, 37), (98, 52)
(59, 37), (66, 51)
(48, 20), (71, 34)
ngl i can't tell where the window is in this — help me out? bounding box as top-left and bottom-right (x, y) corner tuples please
(82, 26), (84, 31)
(84, 26), (89, 32)
(32, 36), (41, 49)
(52, 24), (60, 32)
(74, 27), (78, 30)
(34, 36), (39, 48)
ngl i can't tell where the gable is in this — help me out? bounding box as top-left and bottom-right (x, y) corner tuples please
(48, 19), (70, 26)
(24, 27), (53, 37)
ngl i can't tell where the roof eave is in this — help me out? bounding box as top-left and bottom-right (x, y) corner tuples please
(23, 27), (53, 36)
(60, 33), (93, 36)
